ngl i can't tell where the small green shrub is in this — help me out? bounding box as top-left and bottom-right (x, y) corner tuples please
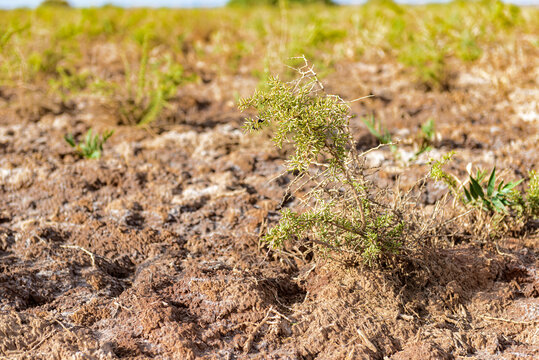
(64, 128), (114, 159)
(240, 60), (404, 265)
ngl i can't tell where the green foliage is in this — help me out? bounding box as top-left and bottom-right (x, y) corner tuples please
(39, 0), (71, 7)
(240, 61), (404, 265)
(415, 118), (435, 156)
(0, 1), (537, 129)
(456, 31), (482, 62)
(428, 151), (459, 192)
(228, 0), (335, 6)
(420, 118), (435, 141)
(361, 117), (436, 163)
(507, 171), (539, 220)
(361, 116), (400, 157)
(241, 75), (351, 173)
(525, 170), (539, 218)
(429, 153), (528, 216)
(49, 66), (91, 99)
(0, 24), (29, 50)
(119, 35), (192, 126)
(308, 21), (347, 47)
(64, 129), (114, 159)
(27, 49), (63, 76)
(266, 206), (403, 265)
(486, 0), (521, 28)
(463, 167), (523, 213)
(398, 39), (448, 89)
(361, 116), (392, 145)
(429, 153), (538, 222)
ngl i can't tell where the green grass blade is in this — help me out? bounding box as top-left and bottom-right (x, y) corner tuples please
(502, 179), (523, 192)
(491, 197), (506, 213)
(463, 187), (472, 202)
(64, 134), (76, 147)
(361, 116), (382, 140)
(487, 167), (496, 197)
(138, 90), (165, 126)
(469, 175), (484, 199)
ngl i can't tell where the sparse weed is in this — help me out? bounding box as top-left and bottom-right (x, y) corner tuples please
(64, 128), (114, 159)
(0, 24), (29, 50)
(27, 49), (64, 77)
(361, 115), (401, 159)
(455, 31), (482, 62)
(427, 153), (539, 241)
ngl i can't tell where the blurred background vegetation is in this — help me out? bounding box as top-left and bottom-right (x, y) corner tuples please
(1, 0), (537, 125)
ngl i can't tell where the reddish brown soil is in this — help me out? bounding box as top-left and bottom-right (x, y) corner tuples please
(0, 61), (538, 359)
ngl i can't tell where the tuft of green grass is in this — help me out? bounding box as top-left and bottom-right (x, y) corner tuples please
(119, 34), (193, 126)
(64, 128), (114, 159)
(361, 115), (392, 145)
(463, 167), (523, 214)
(430, 151), (536, 219)
(413, 118), (435, 158)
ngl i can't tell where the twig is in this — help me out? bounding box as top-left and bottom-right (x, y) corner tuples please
(357, 328), (377, 353)
(243, 306), (273, 354)
(494, 242), (515, 258)
(348, 94), (375, 103)
(60, 244), (96, 267)
(27, 330), (55, 352)
(112, 301), (133, 316)
(270, 307), (294, 323)
(479, 314), (537, 325)
(52, 317), (79, 340)
(358, 142), (396, 158)
(294, 263), (317, 282)
(440, 209), (474, 227)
